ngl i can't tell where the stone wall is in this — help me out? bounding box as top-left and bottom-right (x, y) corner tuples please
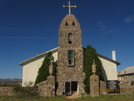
(100, 80), (107, 95)
(56, 68), (85, 96)
(0, 76), (55, 97)
(0, 87), (14, 96)
(90, 75), (107, 96)
(119, 82), (134, 94)
(90, 74), (134, 96)
(90, 75), (99, 96)
(36, 75), (55, 97)
(58, 48), (83, 72)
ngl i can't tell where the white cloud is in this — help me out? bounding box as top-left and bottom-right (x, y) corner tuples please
(97, 22), (107, 30)
(124, 15), (134, 23)
(97, 22), (113, 34)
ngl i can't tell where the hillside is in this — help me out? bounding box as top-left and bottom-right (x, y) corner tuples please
(0, 78), (22, 83)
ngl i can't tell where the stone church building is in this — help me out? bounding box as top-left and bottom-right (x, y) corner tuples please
(19, 2), (120, 95)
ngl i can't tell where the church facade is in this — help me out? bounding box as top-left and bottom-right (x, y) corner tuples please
(19, 2), (120, 95)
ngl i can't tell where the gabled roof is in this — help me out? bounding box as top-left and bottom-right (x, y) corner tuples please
(118, 66), (134, 76)
(97, 53), (120, 65)
(19, 47), (58, 66)
(19, 47), (120, 66)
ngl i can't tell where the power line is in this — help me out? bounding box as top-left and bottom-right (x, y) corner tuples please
(1, 28), (134, 31)
(0, 28), (58, 30)
(0, 37), (134, 40)
(0, 37), (58, 39)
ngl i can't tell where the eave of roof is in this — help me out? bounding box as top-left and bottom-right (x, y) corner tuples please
(19, 47), (121, 66)
(19, 47), (58, 66)
(118, 72), (134, 76)
(97, 53), (121, 65)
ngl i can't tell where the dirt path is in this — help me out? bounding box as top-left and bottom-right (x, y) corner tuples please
(66, 95), (81, 99)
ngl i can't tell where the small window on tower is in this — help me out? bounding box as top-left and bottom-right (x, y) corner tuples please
(68, 50), (75, 66)
(72, 21), (75, 26)
(68, 33), (72, 44)
(65, 22), (68, 26)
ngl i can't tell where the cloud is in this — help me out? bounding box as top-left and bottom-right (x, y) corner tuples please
(97, 22), (113, 34)
(108, 30), (113, 33)
(124, 15), (134, 23)
(97, 22), (108, 30)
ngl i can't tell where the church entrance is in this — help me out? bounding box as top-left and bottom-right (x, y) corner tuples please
(65, 81), (78, 95)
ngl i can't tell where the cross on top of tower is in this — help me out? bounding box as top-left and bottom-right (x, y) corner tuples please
(63, 1), (77, 15)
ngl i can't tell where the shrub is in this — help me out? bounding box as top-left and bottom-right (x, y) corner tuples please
(14, 82), (38, 97)
(84, 45), (104, 93)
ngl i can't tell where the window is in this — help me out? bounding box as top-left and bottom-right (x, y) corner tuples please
(72, 21), (75, 26)
(68, 33), (72, 44)
(68, 50), (75, 66)
(65, 21), (68, 26)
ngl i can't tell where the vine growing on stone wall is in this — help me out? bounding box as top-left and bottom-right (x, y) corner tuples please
(34, 52), (57, 85)
(83, 45), (105, 93)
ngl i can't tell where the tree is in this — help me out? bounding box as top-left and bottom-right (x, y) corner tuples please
(84, 45), (104, 93)
(35, 52), (55, 85)
(52, 61), (57, 77)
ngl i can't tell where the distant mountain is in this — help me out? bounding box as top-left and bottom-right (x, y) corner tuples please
(0, 78), (22, 83)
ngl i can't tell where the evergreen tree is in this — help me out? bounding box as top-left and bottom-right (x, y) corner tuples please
(35, 52), (55, 85)
(52, 61), (57, 77)
(52, 61), (58, 93)
(84, 45), (104, 93)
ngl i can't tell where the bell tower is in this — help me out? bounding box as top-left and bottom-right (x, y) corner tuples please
(57, 1), (85, 96)
(58, 14), (83, 71)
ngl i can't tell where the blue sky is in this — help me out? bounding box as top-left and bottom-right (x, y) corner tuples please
(0, 0), (134, 79)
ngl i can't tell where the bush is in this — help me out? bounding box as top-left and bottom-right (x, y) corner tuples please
(14, 86), (38, 97)
(14, 82), (38, 97)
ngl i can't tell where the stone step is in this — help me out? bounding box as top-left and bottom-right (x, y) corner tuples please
(71, 91), (78, 96)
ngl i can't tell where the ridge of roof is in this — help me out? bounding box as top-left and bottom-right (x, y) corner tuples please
(19, 47), (58, 66)
(19, 47), (121, 66)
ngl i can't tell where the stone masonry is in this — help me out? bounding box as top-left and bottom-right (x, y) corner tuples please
(119, 82), (134, 94)
(0, 87), (14, 96)
(36, 76), (55, 97)
(57, 14), (85, 96)
(100, 80), (107, 95)
(90, 75), (100, 96)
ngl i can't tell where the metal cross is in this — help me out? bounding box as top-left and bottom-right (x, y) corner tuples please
(63, 1), (77, 15)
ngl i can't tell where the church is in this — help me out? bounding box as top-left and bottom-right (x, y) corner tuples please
(19, 1), (120, 95)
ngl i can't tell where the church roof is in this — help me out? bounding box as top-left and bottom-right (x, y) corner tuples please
(19, 47), (120, 66)
(118, 66), (134, 76)
(19, 47), (58, 66)
(97, 53), (120, 65)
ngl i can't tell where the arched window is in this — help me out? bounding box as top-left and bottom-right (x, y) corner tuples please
(68, 33), (72, 44)
(65, 22), (68, 26)
(72, 21), (75, 26)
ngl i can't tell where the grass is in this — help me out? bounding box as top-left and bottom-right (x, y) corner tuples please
(0, 94), (134, 101)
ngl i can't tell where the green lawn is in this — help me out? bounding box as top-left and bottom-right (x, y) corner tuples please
(0, 94), (134, 101)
